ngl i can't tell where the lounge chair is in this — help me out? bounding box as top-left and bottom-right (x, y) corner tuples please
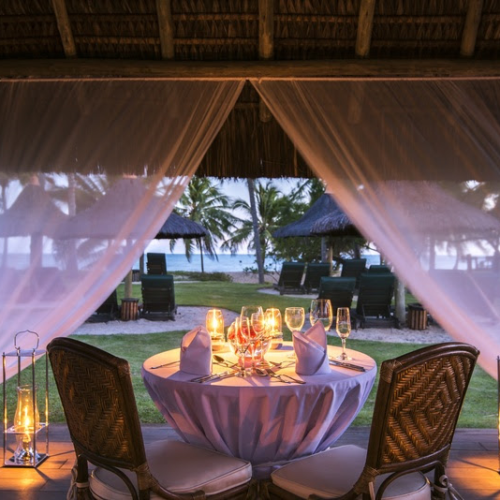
(340, 258), (366, 289)
(146, 252), (167, 275)
(267, 342), (479, 500)
(87, 290), (119, 323)
(355, 272), (397, 328)
(367, 264), (392, 273)
(302, 263), (331, 294)
(47, 337), (253, 500)
(317, 277), (356, 324)
(273, 262), (305, 295)
(141, 274), (176, 320)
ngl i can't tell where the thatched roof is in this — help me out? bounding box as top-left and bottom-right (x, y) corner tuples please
(273, 193), (356, 238)
(1, 0), (499, 179)
(156, 212), (207, 239)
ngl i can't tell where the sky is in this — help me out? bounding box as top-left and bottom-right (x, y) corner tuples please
(146, 178), (300, 255)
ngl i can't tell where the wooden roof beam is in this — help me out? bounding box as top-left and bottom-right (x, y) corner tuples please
(461, 0), (483, 57)
(51, 0), (77, 58)
(156, 0), (175, 60)
(1, 59), (500, 79)
(356, 0), (376, 58)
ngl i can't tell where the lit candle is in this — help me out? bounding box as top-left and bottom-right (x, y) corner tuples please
(265, 308), (283, 349)
(206, 309), (224, 350)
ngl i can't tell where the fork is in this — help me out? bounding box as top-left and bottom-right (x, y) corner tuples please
(264, 367), (306, 384)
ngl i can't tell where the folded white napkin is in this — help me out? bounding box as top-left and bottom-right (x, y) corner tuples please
(179, 326), (212, 375)
(293, 322), (330, 375)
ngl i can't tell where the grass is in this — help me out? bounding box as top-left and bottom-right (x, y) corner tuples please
(2, 280), (496, 429)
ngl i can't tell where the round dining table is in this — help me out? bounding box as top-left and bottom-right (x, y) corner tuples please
(142, 342), (377, 478)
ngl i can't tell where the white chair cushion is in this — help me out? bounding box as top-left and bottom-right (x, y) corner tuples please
(90, 440), (252, 499)
(271, 444), (431, 500)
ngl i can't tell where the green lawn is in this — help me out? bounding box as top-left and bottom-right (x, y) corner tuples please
(2, 280), (496, 429)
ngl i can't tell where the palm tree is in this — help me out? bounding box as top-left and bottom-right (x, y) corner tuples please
(174, 177), (239, 265)
(223, 180), (289, 267)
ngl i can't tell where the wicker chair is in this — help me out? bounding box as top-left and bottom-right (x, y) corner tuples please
(265, 342), (479, 500)
(47, 337), (253, 500)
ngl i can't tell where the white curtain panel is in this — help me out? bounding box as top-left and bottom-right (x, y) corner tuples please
(253, 78), (500, 378)
(0, 79), (244, 379)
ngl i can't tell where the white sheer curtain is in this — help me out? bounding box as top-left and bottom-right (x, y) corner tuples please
(0, 79), (244, 379)
(253, 78), (500, 379)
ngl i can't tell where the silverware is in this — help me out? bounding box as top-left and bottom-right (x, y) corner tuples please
(264, 367), (306, 384)
(190, 370), (237, 383)
(213, 355), (238, 369)
(150, 360), (179, 369)
(329, 358), (366, 372)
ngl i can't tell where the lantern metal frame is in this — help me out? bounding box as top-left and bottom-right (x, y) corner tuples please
(2, 330), (49, 467)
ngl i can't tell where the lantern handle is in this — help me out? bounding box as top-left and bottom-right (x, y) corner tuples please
(14, 330), (39, 352)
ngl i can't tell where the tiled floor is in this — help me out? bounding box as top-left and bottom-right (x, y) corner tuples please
(0, 425), (498, 499)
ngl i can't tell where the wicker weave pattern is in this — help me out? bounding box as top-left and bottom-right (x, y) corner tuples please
(381, 354), (473, 465)
(50, 347), (141, 466)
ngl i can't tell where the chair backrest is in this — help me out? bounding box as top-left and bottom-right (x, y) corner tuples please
(318, 277), (356, 312)
(146, 252), (167, 275)
(95, 289), (119, 316)
(360, 342), (479, 497)
(141, 274), (176, 314)
(340, 258), (367, 288)
(367, 264), (391, 274)
(355, 273), (396, 318)
(277, 262), (305, 288)
(47, 337), (147, 472)
(303, 263), (330, 293)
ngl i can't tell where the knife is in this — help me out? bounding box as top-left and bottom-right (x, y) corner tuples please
(329, 359), (366, 372)
(191, 370), (236, 383)
(149, 360), (179, 369)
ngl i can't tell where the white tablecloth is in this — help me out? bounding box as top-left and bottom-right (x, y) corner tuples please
(142, 342), (376, 478)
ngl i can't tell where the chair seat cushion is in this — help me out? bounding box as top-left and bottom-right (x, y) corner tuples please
(271, 445), (431, 499)
(90, 440), (252, 499)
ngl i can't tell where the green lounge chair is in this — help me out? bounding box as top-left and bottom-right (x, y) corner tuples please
(140, 274), (176, 320)
(367, 264), (392, 273)
(146, 252), (167, 275)
(273, 262), (306, 295)
(87, 290), (119, 323)
(318, 277), (357, 328)
(355, 272), (397, 328)
(302, 263), (331, 294)
(340, 258), (367, 289)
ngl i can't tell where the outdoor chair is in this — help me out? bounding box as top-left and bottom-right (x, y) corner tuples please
(340, 258), (367, 289)
(146, 252), (167, 275)
(87, 289), (120, 323)
(141, 274), (177, 320)
(367, 264), (392, 274)
(273, 262), (306, 295)
(317, 276), (357, 328)
(302, 263), (331, 294)
(355, 272), (397, 328)
(266, 342), (479, 500)
(47, 337), (253, 500)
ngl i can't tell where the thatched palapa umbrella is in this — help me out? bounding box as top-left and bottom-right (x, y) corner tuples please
(154, 212), (208, 273)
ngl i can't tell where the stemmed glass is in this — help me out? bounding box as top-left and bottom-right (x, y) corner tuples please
(309, 299), (333, 331)
(241, 306), (264, 369)
(284, 307), (305, 333)
(234, 317), (251, 377)
(336, 307), (352, 360)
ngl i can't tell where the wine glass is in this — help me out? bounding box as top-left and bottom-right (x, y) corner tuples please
(336, 307), (352, 360)
(241, 306), (264, 369)
(234, 317), (251, 377)
(309, 299), (333, 331)
(284, 307), (305, 333)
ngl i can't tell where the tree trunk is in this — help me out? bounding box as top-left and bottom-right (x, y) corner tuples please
(247, 179), (265, 284)
(395, 278), (406, 326)
(199, 238), (205, 273)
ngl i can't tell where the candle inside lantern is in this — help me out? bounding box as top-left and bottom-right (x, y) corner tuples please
(14, 385), (40, 464)
(206, 309), (225, 350)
